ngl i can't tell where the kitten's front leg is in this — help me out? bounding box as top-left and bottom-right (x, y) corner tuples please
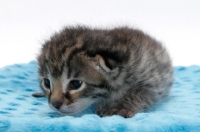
(96, 88), (159, 118)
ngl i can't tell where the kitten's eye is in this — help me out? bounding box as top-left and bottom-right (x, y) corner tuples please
(44, 78), (51, 89)
(69, 80), (82, 90)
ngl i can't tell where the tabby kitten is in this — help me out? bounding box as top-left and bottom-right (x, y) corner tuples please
(34, 26), (173, 118)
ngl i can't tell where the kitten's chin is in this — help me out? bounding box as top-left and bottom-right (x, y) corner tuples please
(58, 110), (77, 115)
(57, 99), (94, 116)
(49, 105), (79, 115)
(58, 109), (83, 116)
(58, 105), (90, 116)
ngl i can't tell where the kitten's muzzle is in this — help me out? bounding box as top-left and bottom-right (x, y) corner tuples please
(51, 100), (63, 110)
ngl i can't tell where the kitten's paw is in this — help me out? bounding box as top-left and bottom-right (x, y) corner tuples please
(110, 108), (134, 118)
(115, 108), (134, 118)
(96, 108), (134, 118)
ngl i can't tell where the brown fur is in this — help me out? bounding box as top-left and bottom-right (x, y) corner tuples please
(35, 25), (173, 118)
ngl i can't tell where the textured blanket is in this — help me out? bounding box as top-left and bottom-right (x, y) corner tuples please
(0, 61), (200, 132)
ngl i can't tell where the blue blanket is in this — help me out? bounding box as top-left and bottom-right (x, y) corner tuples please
(0, 61), (200, 132)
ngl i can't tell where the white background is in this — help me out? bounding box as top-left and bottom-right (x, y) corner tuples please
(0, 0), (200, 68)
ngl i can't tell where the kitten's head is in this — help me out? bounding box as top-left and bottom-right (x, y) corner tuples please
(37, 26), (129, 115)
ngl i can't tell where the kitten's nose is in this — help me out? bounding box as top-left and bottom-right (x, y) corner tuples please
(51, 101), (63, 110)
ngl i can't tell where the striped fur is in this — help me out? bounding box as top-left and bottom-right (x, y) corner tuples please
(37, 26), (173, 118)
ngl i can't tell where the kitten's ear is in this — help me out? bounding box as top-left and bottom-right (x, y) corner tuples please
(95, 54), (111, 72)
(93, 54), (119, 76)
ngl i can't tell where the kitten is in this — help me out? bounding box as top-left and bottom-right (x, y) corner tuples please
(33, 26), (173, 118)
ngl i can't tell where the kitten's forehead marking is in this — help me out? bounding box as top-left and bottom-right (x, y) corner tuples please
(61, 71), (71, 94)
(64, 37), (84, 66)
